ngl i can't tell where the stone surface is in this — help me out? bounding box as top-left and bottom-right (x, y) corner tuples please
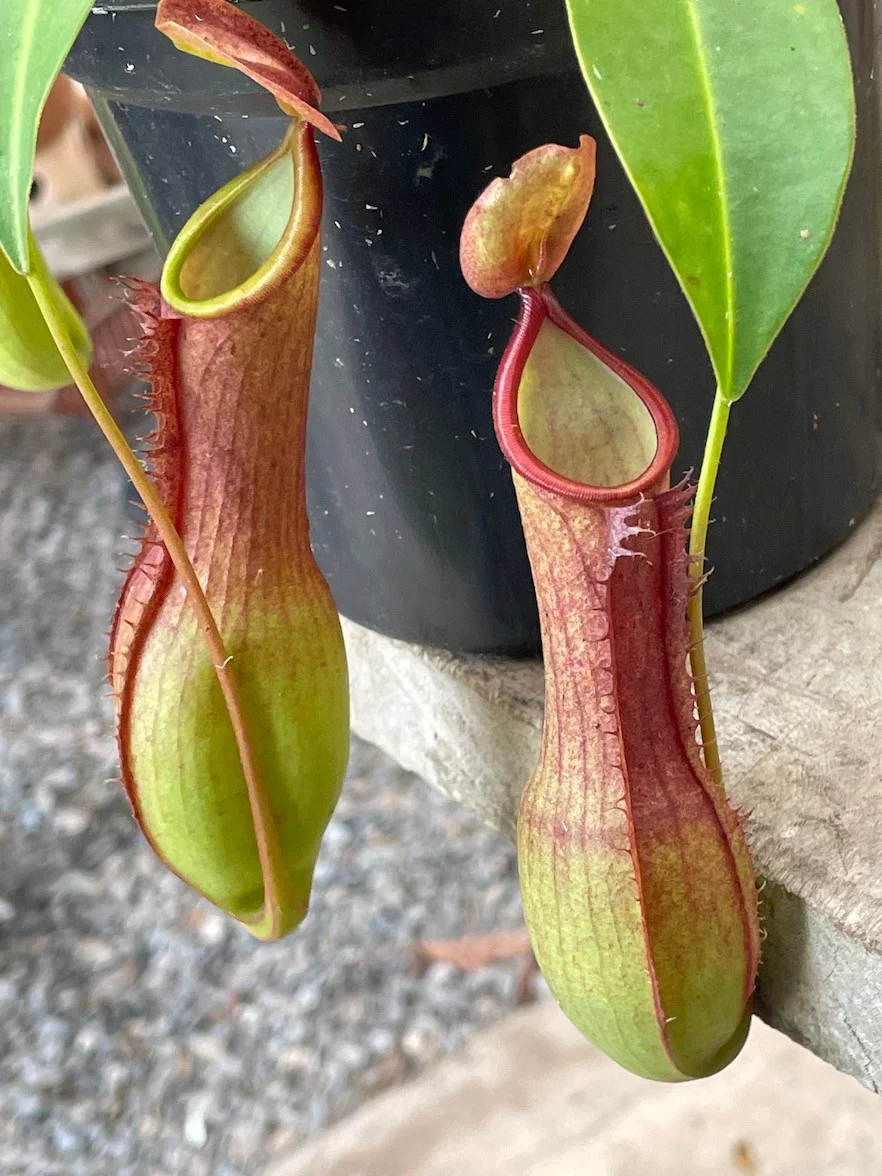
(267, 1001), (882, 1176)
(0, 416), (528, 1176)
(343, 498), (882, 1092)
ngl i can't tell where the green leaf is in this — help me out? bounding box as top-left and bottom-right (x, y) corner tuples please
(0, 235), (92, 392)
(565, 0), (855, 402)
(0, 0), (94, 272)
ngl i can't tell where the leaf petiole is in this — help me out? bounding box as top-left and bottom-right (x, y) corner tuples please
(687, 390), (731, 787)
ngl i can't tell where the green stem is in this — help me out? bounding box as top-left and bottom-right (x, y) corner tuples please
(687, 391), (731, 788)
(25, 242), (291, 939)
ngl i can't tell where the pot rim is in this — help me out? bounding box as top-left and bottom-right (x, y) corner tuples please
(75, 0), (577, 116)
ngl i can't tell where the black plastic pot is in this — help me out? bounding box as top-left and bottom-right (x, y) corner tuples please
(67, 0), (882, 654)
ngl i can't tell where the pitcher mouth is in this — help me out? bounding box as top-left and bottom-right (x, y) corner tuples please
(493, 285), (680, 504)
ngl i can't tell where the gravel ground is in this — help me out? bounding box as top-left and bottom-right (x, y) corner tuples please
(0, 415), (527, 1176)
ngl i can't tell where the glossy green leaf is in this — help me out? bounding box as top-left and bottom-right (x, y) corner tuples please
(0, 235), (92, 392)
(565, 0), (855, 402)
(0, 0), (94, 272)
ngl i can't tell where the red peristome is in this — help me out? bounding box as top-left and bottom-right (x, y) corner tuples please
(155, 0), (341, 140)
(494, 286), (679, 501)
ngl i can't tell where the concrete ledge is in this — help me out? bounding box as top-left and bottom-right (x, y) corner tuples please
(266, 1002), (882, 1176)
(343, 499), (882, 1091)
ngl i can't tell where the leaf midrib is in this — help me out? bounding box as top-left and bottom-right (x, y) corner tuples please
(682, 0), (735, 400)
(8, 0), (40, 271)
